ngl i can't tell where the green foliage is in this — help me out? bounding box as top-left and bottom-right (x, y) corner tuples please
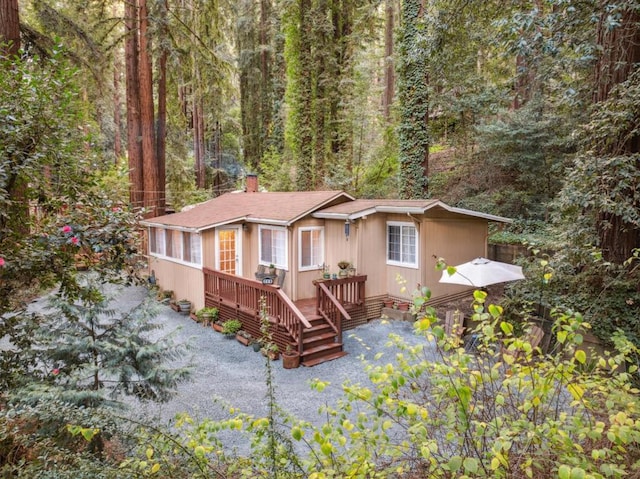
(3, 278), (191, 407)
(397, 0), (430, 199)
(221, 319), (243, 335)
(196, 307), (219, 321)
(461, 100), (575, 219)
(504, 250), (640, 350)
(0, 47), (87, 233)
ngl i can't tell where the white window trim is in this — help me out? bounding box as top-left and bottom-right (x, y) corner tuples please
(386, 221), (419, 269)
(298, 226), (324, 272)
(258, 225), (288, 270)
(149, 227), (203, 269)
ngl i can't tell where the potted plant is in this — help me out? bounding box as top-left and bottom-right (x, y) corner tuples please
(236, 329), (252, 346)
(221, 319), (242, 338)
(261, 344), (280, 360)
(177, 299), (192, 314)
(282, 344), (300, 369)
(322, 263), (331, 280)
(337, 260), (351, 278)
(268, 263), (276, 275)
(158, 289), (173, 304)
(383, 298), (394, 309)
(251, 340), (262, 352)
(196, 307), (218, 327)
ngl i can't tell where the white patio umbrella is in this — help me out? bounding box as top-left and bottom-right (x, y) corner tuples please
(439, 257), (525, 287)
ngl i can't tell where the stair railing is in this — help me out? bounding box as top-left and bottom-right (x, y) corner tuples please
(315, 282), (351, 345)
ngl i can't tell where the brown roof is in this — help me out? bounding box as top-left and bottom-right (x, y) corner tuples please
(315, 199), (440, 215)
(314, 199), (511, 223)
(142, 190), (353, 230)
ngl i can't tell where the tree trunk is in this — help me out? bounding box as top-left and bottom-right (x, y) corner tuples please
(593, 1), (640, 263)
(194, 97), (206, 188)
(155, 0), (168, 215)
(1, 0), (29, 235)
(138, 0), (159, 217)
(113, 59), (122, 161)
(0, 0), (20, 57)
(124, 0), (143, 208)
(382, 0), (395, 121)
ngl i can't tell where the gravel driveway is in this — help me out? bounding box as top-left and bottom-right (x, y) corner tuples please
(107, 284), (436, 419)
(26, 283), (438, 453)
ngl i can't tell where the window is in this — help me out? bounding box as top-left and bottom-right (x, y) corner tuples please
(299, 227), (324, 271)
(149, 227), (165, 256)
(165, 229), (181, 258)
(387, 222), (418, 267)
(149, 227), (201, 266)
(183, 232), (202, 265)
(259, 226), (287, 269)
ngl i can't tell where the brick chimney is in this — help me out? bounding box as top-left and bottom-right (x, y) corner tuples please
(246, 174), (258, 193)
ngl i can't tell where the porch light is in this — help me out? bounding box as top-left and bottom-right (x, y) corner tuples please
(344, 220), (350, 239)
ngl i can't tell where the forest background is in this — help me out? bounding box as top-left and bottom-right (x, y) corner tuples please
(1, 0), (640, 476)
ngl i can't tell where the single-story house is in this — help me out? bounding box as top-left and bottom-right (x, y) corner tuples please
(141, 175), (510, 366)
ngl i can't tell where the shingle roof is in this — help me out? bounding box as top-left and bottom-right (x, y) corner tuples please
(141, 190), (353, 231)
(313, 199), (511, 223)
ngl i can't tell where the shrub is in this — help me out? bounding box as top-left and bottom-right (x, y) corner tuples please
(221, 319), (242, 335)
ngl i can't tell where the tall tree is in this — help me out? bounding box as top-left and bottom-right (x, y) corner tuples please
(124, 0), (144, 208)
(382, 0), (395, 122)
(397, 0), (430, 199)
(0, 0), (20, 56)
(123, 0), (165, 216)
(590, 0), (640, 263)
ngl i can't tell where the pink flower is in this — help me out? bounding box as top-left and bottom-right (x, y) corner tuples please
(70, 236), (80, 245)
(52, 368), (59, 375)
(112, 207), (121, 212)
(62, 225), (72, 234)
(0, 257), (5, 267)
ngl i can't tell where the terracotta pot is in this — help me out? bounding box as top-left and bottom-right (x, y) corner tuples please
(212, 323), (223, 333)
(282, 352), (300, 369)
(383, 300), (394, 308)
(236, 333), (251, 346)
(397, 302), (410, 311)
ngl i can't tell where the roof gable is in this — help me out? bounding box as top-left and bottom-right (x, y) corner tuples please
(313, 199), (512, 223)
(142, 191), (354, 231)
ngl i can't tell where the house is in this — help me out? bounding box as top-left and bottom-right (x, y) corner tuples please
(141, 175), (510, 366)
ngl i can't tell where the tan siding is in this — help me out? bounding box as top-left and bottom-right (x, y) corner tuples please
(202, 231), (216, 270)
(424, 219), (487, 298)
(354, 215), (388, 297)
(148, 256), (205, 309)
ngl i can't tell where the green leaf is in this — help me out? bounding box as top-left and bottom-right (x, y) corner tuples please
(570, 467), (586, 479)
(575, 350), (586, 364)
(292, 426), (303, 441)
(463, 457), (479, 474)
(558, 465), (571, 479)
(447, 456), (463, 472)
(500, 321), (513, 335)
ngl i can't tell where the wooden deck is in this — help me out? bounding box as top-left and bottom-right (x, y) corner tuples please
(203, 268), (366, 366)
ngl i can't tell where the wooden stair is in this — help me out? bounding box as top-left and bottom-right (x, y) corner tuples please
(295, 300), (347, 367)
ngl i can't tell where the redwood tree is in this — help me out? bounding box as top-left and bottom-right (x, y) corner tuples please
(590, 0), (640, 263)
(0, 0), (20, 57)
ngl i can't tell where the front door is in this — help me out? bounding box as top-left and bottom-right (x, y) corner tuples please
(216, 227), (242, 275)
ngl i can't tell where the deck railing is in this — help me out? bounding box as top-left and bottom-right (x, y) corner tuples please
(203, 268), (310, 354)
(314, 275), (367, 345)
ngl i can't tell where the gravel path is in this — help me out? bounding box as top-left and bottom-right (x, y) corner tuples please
(26, 283), (439, 453)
